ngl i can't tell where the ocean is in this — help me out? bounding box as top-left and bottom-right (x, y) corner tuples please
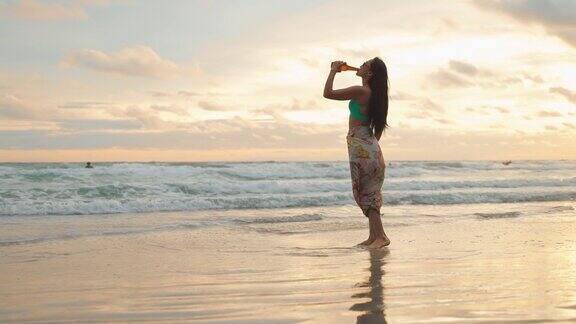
(1, 160), (575, 246)
(2, 160), (576, 322)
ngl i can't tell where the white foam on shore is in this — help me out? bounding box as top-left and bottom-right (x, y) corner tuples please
(1, 160), (575, 216)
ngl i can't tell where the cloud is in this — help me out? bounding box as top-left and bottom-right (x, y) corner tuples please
(58, 101), (113, 109)
(522, 72), (544, 83)
(61, 46), (182, 78)
(427, 59), (539, 89)
(405, 98), (445, 120)
(253, 98), (322, 116)
(390, 91), (419, 101)
(336, 47), (382, 61)
(427, 69), (474, 88)
(434, 118), (452, 124)
(399, 95), (446, 121)
(107, 105), (180, 129)
(465, 105), (510, 115)
(537, 110), (563, 117)
(549, 87), (576, 104)
(427, 59), (510, 88)
(0, 93), (53, 120)
(0, 0), (86, 21)
(147, 91), (171, 98)
(198, 98), (322, 118)
(419, 98), (444, 113)
(150, 104), (189, 116)
(2, 118), (575, 160)
(145, 90), (229, 99)
(0, 0), (113, 21)
(299, 56), (319, 68)
(178, 91), (202, 98)
(197, 100), (235, 112)
(0, 115), (345, 151)
(448, 60), (478, 76)
(474, 0), (576, 48)
(56, 118), (141, 131)
(2, 0), (576, 160)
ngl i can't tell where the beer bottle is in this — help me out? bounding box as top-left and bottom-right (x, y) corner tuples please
(340, 63), (359, 72)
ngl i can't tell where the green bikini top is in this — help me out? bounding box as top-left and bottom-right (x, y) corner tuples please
(349, 100), (369, 122)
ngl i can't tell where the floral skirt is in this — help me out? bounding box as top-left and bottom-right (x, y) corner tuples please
(346, 126), (386, 217)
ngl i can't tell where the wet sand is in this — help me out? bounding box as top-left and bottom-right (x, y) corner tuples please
(1, 210), (576, 322)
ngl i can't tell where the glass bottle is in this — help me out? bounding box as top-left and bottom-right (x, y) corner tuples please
(340, 63), (360, 72)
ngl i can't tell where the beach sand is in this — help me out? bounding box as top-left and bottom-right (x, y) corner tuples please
(1, 207), (576, 323)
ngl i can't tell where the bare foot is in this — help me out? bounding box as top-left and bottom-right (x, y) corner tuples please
(368, 237), (390, 249)
(356, 237), (375, 246)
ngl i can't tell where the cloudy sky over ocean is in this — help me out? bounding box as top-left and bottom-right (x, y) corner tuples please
(1, 0), (575, 161)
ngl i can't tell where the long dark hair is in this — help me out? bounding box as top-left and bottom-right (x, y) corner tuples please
(368, 57), (389, 136)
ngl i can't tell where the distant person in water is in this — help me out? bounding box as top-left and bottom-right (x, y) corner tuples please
(323, 57), (391, 249)
(85, 162), (93, 168)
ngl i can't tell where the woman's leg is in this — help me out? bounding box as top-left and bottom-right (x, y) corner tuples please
(358, 215), (376, 246)
(367, 208), (390, 248)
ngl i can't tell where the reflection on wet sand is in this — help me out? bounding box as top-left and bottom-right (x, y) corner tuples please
(350, 248), (390, 323)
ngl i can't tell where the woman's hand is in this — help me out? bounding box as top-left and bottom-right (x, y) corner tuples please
(331, 60), (345, 73)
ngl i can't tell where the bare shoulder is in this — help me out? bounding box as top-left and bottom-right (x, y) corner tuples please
(362, 86), (371, 96)
(324, 85), (370, 101)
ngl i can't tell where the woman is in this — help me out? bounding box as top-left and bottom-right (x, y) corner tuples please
(323, 57), (390, 248)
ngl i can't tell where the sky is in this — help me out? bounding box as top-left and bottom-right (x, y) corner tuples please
(0, 0), (575, 162)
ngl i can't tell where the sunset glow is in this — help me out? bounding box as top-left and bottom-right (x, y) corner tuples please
(1, 0), (575, 161)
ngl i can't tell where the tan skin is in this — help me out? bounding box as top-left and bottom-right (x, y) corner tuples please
(323, 59), (390, 249)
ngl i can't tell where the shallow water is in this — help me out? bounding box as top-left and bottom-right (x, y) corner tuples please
(1, 205), (575, 322)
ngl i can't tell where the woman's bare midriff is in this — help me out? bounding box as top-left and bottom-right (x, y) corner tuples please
(349, 118), (370, 128)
